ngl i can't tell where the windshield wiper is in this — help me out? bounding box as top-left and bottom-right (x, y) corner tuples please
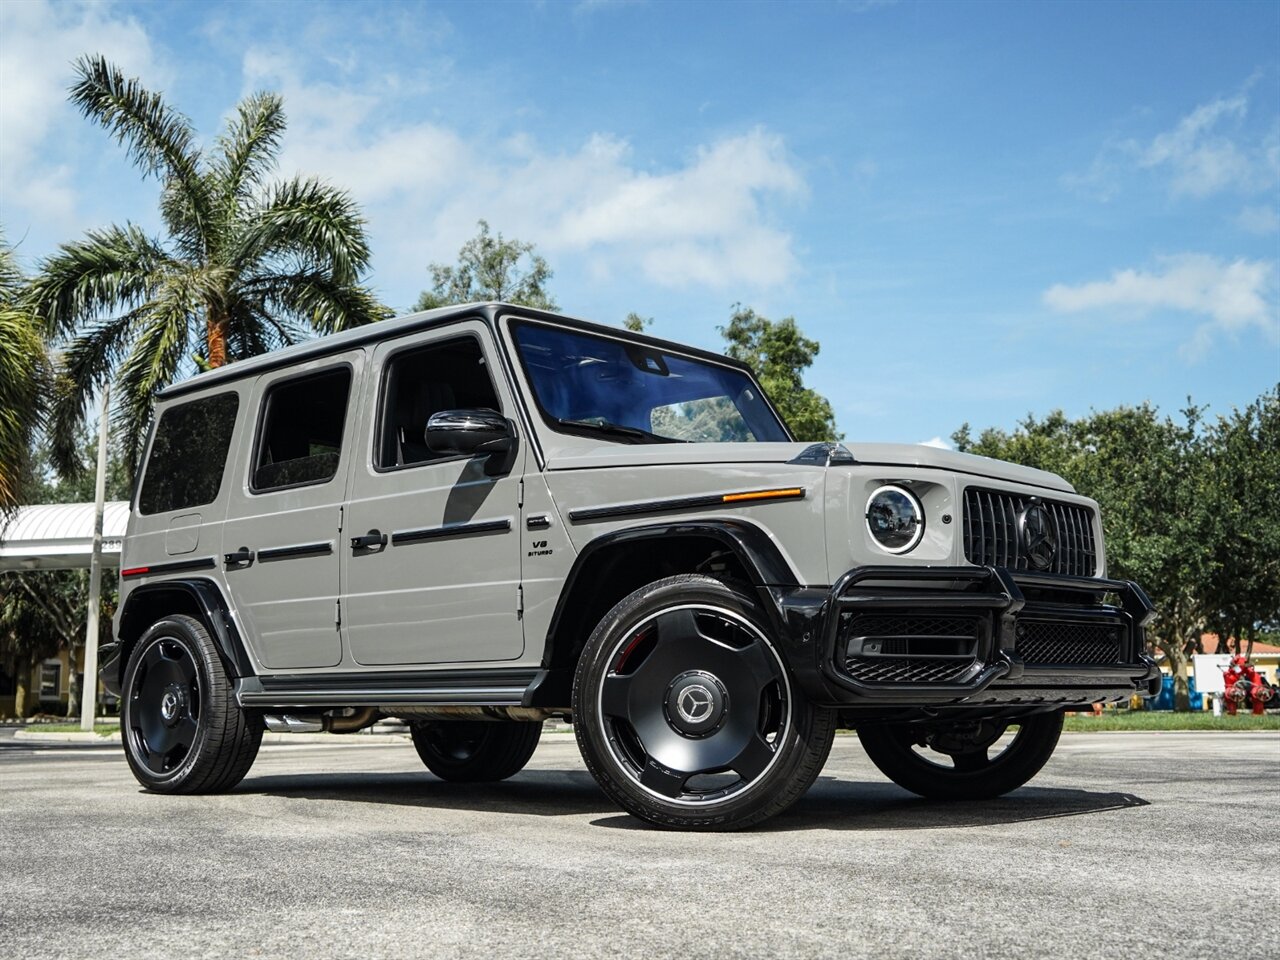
(554, 418), (684, 444)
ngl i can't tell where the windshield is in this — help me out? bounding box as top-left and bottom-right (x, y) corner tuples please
(511, 322), (791, 444)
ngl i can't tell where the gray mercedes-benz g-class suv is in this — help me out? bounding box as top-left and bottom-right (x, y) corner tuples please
(100, 302), (1159, 830)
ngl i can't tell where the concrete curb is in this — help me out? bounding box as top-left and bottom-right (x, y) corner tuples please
(13, 724), (580, 745)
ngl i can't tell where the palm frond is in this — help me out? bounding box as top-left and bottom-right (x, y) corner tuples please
(69, 55), (212, 251)
(214, 92), (286, 209)
(30, 224), (172, 338)
(0, 306), (51, 511)
(45, 309), (147, 475)
(234, 176), (372, 285)
(113, 294), (194, 474)
(249, 269), (388, 333)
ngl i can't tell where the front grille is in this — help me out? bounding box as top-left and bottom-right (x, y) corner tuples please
(1016, 620), (1123, 665)
(962, 487), (1097, 577)
(843, 657), (976, 685)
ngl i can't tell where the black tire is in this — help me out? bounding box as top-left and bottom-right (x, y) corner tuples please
(121, 614), (262, 793)
(858, 712), (1064, 801)
(573, 574), (836, 831)
(410, 720), (542, 782)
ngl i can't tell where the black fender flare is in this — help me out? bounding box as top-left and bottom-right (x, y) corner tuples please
(537, 517), (799, 665)
(115, 578), (254, 680)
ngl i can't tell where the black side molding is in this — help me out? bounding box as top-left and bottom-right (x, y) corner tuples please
(567, 487), (805, 524)
(257, 541), (334, 561)
(120, 556), (217, 579)
(391, 518), (512, 546)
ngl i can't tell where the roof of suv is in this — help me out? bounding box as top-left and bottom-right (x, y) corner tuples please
(157, 302), (755, 400)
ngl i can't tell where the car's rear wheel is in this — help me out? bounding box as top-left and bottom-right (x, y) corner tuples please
(573, 575), (836, 831)
(121, 614), (262, 793)
(409, 720), (542, 782)
(857, 712), (1064, 800)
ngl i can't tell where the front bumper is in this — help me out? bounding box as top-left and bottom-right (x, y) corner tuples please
(773, 565), (1160, 712)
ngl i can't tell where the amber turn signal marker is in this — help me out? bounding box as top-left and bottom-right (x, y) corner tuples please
(721, 488), (804, 504)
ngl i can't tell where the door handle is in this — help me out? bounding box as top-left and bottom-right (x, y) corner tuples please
(350, 530), (387, 550)
(224, 546), (254, 566)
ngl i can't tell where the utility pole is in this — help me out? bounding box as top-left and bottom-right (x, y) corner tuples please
(80, 385), (109, 733)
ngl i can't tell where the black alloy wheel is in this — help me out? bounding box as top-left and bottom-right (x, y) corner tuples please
(410, 720), (542, 782)
(129, 637), (201, 775)
(857, 712), (1064, 801)
(121, 615), (262, 793)
(574, 575), (835, 831)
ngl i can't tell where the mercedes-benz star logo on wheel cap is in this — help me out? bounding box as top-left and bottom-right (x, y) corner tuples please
(677, 684), (715, 724)
(1018, 501), (1057, 570)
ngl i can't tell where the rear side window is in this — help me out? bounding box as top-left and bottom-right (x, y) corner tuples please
(138, 392), (239, 515)
(252, 367), (352, 492)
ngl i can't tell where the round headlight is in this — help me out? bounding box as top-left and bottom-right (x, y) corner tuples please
(865, 485), (924, 554)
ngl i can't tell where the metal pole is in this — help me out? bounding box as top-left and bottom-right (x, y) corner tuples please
(80, 384), (109, 733)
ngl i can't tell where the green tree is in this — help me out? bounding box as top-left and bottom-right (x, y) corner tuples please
(720, 305), (839, 442)
(0, 234), (52, 513)
(0, 437), (128, 718)
(30, 55), (386, 478)
(623, 312), (651, 332)
(414, 220), (557, 312)
(1199, 388), (1280, 657)
(952, 395), (1280, 711)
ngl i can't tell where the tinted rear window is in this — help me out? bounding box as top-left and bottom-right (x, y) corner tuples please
(252, 367), (352, 492)
(138, 392), (239, 515)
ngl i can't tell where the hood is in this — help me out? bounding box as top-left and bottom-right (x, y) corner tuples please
(846, 443), (1075, 493)
(544, 440), (1075, 493)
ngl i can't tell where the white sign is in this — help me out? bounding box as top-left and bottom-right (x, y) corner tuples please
(1193, 654), (1232, 694)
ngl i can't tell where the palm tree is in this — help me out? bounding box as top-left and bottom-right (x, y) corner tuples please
(31, 55), (388, 476)
(0, 233), (51, 514)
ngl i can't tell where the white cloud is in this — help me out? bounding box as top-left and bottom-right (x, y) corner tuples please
(1043, 254), (1278, 359)
(1237, 204), (1280, 235)
(243, 49), (805, 296)
(919, 436), (951, 450)
(1138, 94), (1253, 197)
(1068, 85), (1279, 203)
(0, 0), (162, 230)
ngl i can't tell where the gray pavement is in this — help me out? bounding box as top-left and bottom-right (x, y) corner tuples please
(1, 729), (1277, 960)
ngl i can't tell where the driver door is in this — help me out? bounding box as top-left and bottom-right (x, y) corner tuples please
(341, 322), (526, 666)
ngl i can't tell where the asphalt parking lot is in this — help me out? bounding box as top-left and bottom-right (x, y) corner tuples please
(1, 729), (1276, 960)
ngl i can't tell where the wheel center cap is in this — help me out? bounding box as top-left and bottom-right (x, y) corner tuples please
(159, 685), (185, 725)
(666, 671), (728, 738)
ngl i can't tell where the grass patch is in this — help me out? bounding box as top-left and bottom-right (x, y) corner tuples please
(1063, 712), (1280, 732)
(28, 722), (120, 736)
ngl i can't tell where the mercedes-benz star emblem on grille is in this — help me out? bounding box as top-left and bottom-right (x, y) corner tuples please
(677, 685), (715, 723)
(1018, 502), (1057, 570)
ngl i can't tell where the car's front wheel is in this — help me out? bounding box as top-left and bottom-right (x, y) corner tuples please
(857, 712), (1064, 800)
(573, 575), (836, 831)
(121, 614), (262, 793)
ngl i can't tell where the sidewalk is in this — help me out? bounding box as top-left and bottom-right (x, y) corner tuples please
(12, 719), (578, 745)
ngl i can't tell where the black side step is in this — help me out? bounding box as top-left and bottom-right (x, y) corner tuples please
(236, 668), (540, 709)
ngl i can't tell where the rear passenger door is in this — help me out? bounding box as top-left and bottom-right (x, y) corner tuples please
(221, 352), (364, 670)
(341, 323), (526, 666)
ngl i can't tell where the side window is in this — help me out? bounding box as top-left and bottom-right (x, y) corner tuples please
(252, 367), (352, 492)
(376, 337), (501, 469)
(138, 391), (239, 515)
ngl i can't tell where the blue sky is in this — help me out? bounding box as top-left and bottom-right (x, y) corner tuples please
(2, 0), (1277, 446)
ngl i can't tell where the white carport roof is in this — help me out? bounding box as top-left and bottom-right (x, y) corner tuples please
(0, 502), (129, 571)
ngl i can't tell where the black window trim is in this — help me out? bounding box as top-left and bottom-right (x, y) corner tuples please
(506, 317), (794, 445)
(136, 389), (242, 517)
(370, 330), (510, 476)
(248, 361), (356, 496)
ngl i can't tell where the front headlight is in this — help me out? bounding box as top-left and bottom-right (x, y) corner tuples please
(865, 484), (924, 554)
